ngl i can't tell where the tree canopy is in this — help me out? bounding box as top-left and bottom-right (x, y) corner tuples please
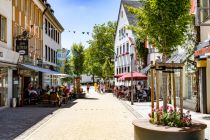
(84, 21), (116, 79)
(127, 0), (192, 57)
(71, 43), (85, 77)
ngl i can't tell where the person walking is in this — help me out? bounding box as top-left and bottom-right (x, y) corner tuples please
(87, 83), (90, 93)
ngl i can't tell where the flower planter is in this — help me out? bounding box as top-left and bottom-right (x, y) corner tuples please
(133, 119), (207, 140)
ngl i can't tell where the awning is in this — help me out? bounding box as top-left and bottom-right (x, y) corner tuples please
(19, 64), (70, 76)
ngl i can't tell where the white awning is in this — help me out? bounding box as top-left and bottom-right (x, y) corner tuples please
(19, 64), (69, 76)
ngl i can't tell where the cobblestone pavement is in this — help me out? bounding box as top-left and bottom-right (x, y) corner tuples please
(122, 100), (210, 140)
(0, 106), (59, 140)
(16, 92), (136, 140)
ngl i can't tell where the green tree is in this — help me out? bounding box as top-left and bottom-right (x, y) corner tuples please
(127, 0), (191, 57)
(84, 21), (116, 80)
(71, 43), (85, 77)
(127, 0), (192, 111)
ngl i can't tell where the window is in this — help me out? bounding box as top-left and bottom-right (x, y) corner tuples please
(202, 0), (210, 21)
(58, 32), (60, 44)
(128, 66), (130, 72)
(45, 19), (48, 34)
(55, 52), (57, 64)
(48, 22), (50, 36)
(53, 28), (55, 40)
(51, 25), (53, 39)
(124, 67), (127, 72)
(55, 30), (57, 42)
(51, 49), (53, 63)
(45, 45), (47, 61)
(54, 50), (56, 63)
(48, 47), (50, 62)
(120, 46), (122, 54)
(117, 47), (119, 56)
(123, 44), (125, 53)
(0, 15), (7, 42)
(126, 42), (129, 52)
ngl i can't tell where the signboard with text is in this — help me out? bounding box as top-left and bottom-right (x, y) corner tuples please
(16, 40), (28, 55)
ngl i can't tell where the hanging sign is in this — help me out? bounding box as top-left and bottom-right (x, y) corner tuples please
(16, 40), (28, 55)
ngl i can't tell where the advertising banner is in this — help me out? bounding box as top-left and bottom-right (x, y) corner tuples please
(57, 48), (67, 73)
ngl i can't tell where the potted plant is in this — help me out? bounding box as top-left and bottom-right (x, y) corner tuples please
(133, 62), (207, 140)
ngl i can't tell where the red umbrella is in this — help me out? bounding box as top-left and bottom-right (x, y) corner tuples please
(119, 71), (147, 81)
(114, 72), (129, 78)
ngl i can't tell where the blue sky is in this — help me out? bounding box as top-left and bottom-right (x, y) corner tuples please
(48, 0), (121, 49)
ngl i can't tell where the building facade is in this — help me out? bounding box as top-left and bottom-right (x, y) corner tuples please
(114, 0), (142, 86)
(192, 0), (210, 114)
(0, 0), (19, 107)
(42, 0), (64, 88)
(114, 0), (162, 86)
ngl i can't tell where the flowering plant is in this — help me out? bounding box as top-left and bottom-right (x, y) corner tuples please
(149, 105), (192, 127)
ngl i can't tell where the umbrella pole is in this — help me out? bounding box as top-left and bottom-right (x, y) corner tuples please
(131, 54), (134, 105)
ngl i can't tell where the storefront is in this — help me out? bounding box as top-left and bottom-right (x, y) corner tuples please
(194, 42), (210, 114)
(0, 47), (19, 107)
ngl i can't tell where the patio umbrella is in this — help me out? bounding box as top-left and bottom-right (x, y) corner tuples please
(119, 71), (147, 81)
(113, 72), (129, 78)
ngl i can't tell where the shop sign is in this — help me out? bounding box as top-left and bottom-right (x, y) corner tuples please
(194, 46), (210, 57)
(16, 40), (28, 55)
(196, 60), (207, 68)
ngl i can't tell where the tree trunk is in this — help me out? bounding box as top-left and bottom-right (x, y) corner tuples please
(92, 75), (95, 83)
(162, 54), (168, 112)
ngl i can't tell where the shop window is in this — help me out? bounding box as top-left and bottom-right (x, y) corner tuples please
(0, 15), (7, 42)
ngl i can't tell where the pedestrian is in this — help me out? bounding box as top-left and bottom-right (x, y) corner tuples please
(100, 83), (104, 94)
(87, 83), (90, 93)
(94, 83), (97, 92)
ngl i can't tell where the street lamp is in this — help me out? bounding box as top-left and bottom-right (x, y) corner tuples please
(130, 43), (134, 105)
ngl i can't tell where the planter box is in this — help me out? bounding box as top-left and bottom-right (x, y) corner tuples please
(133, 119), (207, 140)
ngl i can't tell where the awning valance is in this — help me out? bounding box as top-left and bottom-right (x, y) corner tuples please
(19, 64), (70, 76)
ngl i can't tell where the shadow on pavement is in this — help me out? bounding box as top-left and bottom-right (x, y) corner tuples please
(0, 100), (77, 140)
(80, 97), (99, 100)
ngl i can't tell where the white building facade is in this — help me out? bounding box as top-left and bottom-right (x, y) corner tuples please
(42, 1), (64, 88)
(114, 0), (142, 86)
(0, 0), (19, 107)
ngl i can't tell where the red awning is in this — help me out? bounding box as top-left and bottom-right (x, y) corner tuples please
(114, 72), (129, 78)
(119, 71), (147, 81)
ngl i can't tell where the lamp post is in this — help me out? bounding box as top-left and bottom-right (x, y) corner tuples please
(130, 44), (134, 105)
